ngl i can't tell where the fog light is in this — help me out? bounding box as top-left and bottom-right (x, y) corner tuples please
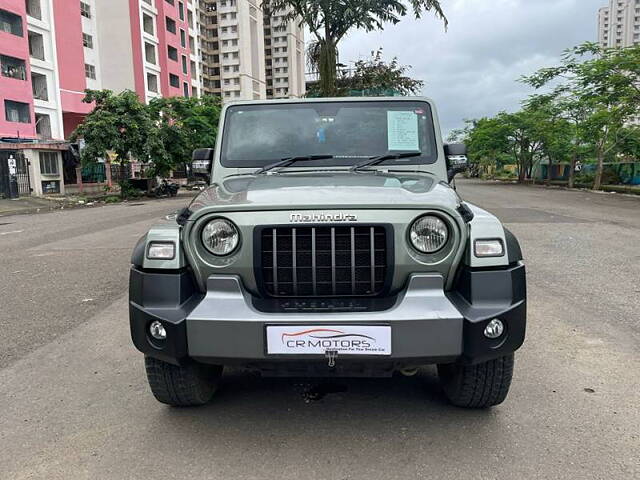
(149, 321), (167, 340)
(484, 319), (504, 339)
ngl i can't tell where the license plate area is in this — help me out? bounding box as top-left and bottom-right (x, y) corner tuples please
(266, 325), (391, 355)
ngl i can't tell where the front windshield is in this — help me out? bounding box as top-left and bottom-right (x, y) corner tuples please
(220, 100), (438, 168)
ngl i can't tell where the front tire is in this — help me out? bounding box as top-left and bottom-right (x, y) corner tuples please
(144, 356), (223, 407)
(437, 354), (514, 408)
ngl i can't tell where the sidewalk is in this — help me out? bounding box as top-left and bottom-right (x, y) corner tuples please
(0, 189), (196, 217)
(0, 197), (69, 217)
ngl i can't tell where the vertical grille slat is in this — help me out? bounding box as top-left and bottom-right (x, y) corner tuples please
(292, 228), (298, 296)
(311, 227), (317, 296)
(260, 225), (388, 298)
(350, 227), (356, 295)
(331, 227), (336, 296)
(370, 227), (376, 293)
(272, 228), (278, 293)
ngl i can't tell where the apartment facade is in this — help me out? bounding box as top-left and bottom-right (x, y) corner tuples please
(197, 0), (304, 100)
(598, 0), (640, 48)
(1, 0), (198, 142)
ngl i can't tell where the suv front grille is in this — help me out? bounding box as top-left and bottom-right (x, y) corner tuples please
(259, 226), (389, 297)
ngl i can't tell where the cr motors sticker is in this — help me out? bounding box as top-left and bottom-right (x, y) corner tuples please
(266, 326), (391, 355)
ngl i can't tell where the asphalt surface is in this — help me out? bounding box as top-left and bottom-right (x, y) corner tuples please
(0, 180), (638, 479)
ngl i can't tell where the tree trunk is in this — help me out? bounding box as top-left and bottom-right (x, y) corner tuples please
(318, 32), (337, 97)
(546, 156), (553, 186)
(517, 157), (526, 183)
(593, 148), (604, 190)
(120, 161), (127, 199)
(568, 152), (577, 189)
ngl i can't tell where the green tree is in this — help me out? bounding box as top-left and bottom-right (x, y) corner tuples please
(454, 116), (511, 174)
(70, 89), (158, 197)
(147, 95), (222, 177)
(263, 0), (447, 97)
(523, 42), (640, 189)
(313, 48), (424, 97)
(525, 94), (573, 185)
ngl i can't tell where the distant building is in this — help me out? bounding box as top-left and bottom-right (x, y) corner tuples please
(598, 0), (640, 48)
(197, 0), (305, 100)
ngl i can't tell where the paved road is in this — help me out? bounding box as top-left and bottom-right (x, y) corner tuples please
(0, 180), (638, 479)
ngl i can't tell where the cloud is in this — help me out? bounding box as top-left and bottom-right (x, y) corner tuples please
(335, 0), (605, 136)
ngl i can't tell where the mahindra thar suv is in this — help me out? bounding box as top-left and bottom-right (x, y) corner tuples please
(129, 97), (526, 409)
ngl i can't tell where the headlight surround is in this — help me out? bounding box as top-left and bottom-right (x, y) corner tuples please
(201, 218), (240, 256)
(409, 215), (449, 253)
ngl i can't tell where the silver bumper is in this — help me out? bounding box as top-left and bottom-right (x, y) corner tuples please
(186, 273), (464, 360)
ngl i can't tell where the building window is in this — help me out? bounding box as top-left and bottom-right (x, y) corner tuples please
(183, 82), (189, 97)
(0, 54), (27, 80)
(178, 2), (185, 21)
(5, 100), (31, 123)
(180, 29), (186, 47)
(147, 72), (158, 92)
(143, 13), (155, 36)
(145, 42), (156, 64)
(189, 35), (195, 50)
(35, 114), (51, 138)
(80, 2), (91, 18)
(0, 9), (23, 37)
(26, 0), (42, 20)
(39, 151), (59, 174)
(168, 45), (178, 60)
(85, 63), (96, 79)
(31, 71), (48, 100)
(181, 54), (188, 73)
(165, 0), (174, 5)
(82, 33), (93, 49)
(28, 31), (45, 60)
(166, 17), (176, 34)
(169, 73), (179, 87)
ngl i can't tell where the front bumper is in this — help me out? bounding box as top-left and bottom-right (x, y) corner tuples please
(129, 264), (526, 367)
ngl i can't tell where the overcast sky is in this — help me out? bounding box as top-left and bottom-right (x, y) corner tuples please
(336, 0), (606, 136)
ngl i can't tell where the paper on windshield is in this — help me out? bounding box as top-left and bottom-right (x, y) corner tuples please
(387, 111), (419, 151)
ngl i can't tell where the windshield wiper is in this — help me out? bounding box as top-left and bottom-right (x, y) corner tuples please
(255, 155), (334, 174)
(350, 151), (422, 172)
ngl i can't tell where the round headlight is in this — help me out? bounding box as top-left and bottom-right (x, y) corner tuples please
(201, 218), (239, 256)
(409, 215), (449, 253)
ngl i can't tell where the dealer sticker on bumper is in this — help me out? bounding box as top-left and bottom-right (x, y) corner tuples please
(266, 325), (391, 355)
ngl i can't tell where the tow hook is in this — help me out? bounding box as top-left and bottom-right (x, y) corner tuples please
(325, 350), (338, 368)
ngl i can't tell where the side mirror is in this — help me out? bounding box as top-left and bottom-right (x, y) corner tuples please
(191, 148), (214, 181)
(444, 143), (468, 183)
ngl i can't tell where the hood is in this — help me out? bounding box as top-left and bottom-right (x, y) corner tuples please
(187, 171), (461, 217)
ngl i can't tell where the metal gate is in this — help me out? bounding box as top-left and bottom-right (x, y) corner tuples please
(0, 150), (32, 198)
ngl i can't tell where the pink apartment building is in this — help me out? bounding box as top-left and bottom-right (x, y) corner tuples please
(0, 0), (196, 141)
(0, 0), (197, 197)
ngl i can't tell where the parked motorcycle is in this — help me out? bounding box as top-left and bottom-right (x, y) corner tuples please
(153, 179), (180, 197)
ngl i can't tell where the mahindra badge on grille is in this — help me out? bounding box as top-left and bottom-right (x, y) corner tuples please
(290, 213), (357, 223)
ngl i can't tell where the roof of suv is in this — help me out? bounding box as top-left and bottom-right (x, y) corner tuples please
(221, 96), (436, 107)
